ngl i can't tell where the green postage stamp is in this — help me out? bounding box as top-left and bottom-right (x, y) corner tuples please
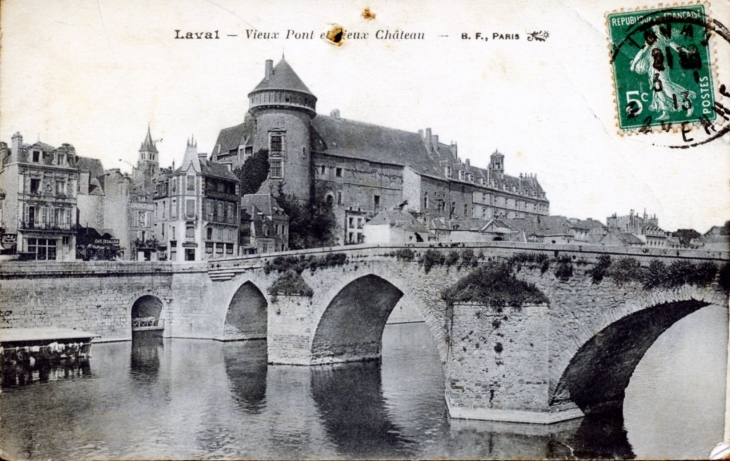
(607, 4), (716, 132)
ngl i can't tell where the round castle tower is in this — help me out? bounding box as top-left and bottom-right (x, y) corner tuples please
(248, 57), (317, 201)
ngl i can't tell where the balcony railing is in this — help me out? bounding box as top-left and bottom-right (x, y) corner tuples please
(19, 220), (76, 232)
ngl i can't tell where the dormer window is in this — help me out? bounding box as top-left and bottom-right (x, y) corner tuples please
(458, 170), (465, 181)
(444, 166), (452, 178)
(32, 151), (41, 163)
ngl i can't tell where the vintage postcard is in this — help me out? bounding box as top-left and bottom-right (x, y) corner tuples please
(0, 0), (729, 459)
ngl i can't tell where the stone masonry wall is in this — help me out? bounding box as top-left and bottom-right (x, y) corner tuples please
(267, 294), (316, 365)
(0, 261), (175, 341)
(447, 302), (551, 416)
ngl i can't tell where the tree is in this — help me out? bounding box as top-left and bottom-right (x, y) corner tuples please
(234, 149), (270, 196)
(274, 184), (338, 249)
(674, 228), (701, 246)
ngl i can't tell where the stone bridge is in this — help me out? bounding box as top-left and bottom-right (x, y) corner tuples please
(0, 242), (727, 424)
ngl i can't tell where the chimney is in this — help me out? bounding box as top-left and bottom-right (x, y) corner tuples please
(11, 132), (22, 158)
(330, 109), (340, 119)
(431, 134), (439, 148)
(450, 142), (457, 157)
(265, 59), (274, 79)
(425, 128), (432, 153)
(418, 129), (424, 139)
(198, 152), (207, 161)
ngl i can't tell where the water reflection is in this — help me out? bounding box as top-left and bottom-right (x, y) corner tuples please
(311, 361), (415, 458)
(130, 334), (163, 383)
(564, 411), (635, 459)
(224, 340), (267, 414)
(0, 317), (725, 459)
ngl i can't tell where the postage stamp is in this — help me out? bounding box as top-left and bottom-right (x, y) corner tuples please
(607, 4), (717, 132)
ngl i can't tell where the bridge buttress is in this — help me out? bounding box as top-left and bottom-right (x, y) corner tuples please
(267, 295), (318, 365)
(446, 301), (583, 424)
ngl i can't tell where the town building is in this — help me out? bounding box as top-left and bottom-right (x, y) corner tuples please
(0, 133), (79, 260)
(153, 138), (240, 261)
(362, 208), (429, 244)
(606, 209), (668, 247)
(240, 194), (289, 254)
(211, 57), (549, 245)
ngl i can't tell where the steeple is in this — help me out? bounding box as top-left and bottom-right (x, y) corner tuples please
(134, 125), (160, 190)
(139, 124), (158, 155)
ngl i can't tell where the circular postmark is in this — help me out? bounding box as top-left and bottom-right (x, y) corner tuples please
(606, 4), (730, 147)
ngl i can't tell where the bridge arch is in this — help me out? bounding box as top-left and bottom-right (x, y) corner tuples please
(222, 281), (268, 341)
(130, 295), (165, 334)
(309, 272), (447, 367)
(550, 292), (724, 416)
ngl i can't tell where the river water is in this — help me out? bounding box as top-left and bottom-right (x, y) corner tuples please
(1, 305), (726, 459)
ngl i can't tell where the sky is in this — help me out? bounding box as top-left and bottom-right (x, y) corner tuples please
(1, 0), (728, 232)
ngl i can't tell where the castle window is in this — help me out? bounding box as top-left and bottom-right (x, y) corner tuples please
(186, 175), (195, 192)
(336, 167), (342, 177)
(464, 204), (468, 217)
(424, 193), (429, 209)
(373, 195), (380, 211)
(56, 180), (66, 195)
(270, 135), (283, 153)
(337, 191), (342, 205)
(186, 224), (194, 238)
(270, 159), (283, 178)
(320, 165), (326, 175)
(32, 151), (40, 162)
(207, 227), (213, 240)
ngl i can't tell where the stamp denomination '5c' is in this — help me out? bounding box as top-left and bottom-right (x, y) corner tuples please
(607, 4), (716, 132)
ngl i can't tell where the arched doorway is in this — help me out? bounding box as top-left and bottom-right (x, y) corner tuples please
(131, 295), (164, 336)
(222, 282), (268, 341)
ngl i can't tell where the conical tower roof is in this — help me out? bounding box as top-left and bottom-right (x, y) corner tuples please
(139, 125), (158, 153)
(251, 58), (314, 95)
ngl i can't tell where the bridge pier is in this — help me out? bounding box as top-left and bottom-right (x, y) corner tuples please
(267, 295), (317, 365)
(446, 302), (583, 424)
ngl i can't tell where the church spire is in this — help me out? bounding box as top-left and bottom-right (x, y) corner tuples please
(139, 124), (158, 154)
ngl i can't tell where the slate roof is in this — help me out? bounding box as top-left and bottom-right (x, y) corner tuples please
(200, 158), (239, 182)
(212, 115), (255, 157)
(311, 115), (446, 177)
(250, 58), (314, 96)
(367, 209), (423, 227)
(25, 142), (56, 153)
(241, 193), (285, 216)
(602, 231), (645, 245)
(76, 156), (104, 179)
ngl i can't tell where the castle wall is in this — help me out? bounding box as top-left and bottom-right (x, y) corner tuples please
(253, 109), (312, 201)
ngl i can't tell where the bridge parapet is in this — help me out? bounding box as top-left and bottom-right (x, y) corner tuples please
(206, 242), (728, 281)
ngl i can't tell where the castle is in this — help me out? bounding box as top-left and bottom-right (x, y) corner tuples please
(0, 57), (550, 261)
(210, 57), (549, 245)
